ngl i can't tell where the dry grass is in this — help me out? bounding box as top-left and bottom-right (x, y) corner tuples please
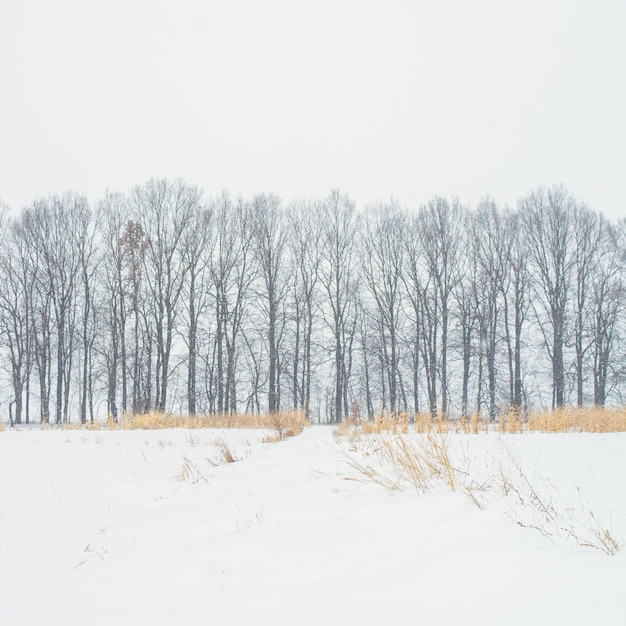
(338, 426), (622, 556)
(177, 437), (241, 483)
(213, 437), (238, 463)
(1, 411), (309, 445)
(9, 411), (305, 433)
(497, 408), (524, 434)
(362, 412), (494, 435)
(9, 406), (626, 435)
(2, 419), (102, 431)
(341, 431), (465, 495)
(117, 410), (308, 437)
(59, 420), (103, 431)
(525, 406), (626, 433)
(361, 412), (411, 435)
(177, 457), (210, 483)
(490, 448), (623, 555)
(359, 406), (626, 436)
(580, 512), (622, 556)
(332, 418), (361, 442)
(267, 411), (308, 439)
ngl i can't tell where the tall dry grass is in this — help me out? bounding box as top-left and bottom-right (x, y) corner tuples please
(525, 406), (626, 433)
(360, 412), (496, 435)
(358, 406), (626, 435)
(1, 411), (308, 438)
(116, 410), (308, 438)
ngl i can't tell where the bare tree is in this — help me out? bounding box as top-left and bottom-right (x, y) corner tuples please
(0, 208), (36, 425)
(251, 193), (287, 413)
(320, 190), (358, 423)
(3, 180), (626, 423)
(571, 204), (605, 405)
(403, 216), (430, 416)
(503, 209), (530, 410)
(78, 206), (99, 424)
(21, 222), (53, 425)
(452, 219), (479, 418)
(209, 195), (255, 414)
(118, 219), (149, 413)
(521, 185), (575, 409)
(592, 220), (624, 406)
(131, 179), (199, 412)
(180, 199), (213, 415)
(417, 197), (463, 416)
(355, 296), (376, 421)
(361, 202), (405, 415)
(471, 198), (508, 420)
(98, 192), (132, 419)
(287, 199), (323, 417)
(20, 194), (90, 423)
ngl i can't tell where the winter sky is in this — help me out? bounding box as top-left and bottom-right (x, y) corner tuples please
(1, 0), (625, 219)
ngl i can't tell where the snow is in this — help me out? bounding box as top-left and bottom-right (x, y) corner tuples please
(0, 426), (624, 625)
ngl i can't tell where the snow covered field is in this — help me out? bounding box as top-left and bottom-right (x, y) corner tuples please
(1, 425), (624, 625)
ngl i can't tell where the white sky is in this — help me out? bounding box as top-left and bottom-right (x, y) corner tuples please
(1, 0), (625, 218)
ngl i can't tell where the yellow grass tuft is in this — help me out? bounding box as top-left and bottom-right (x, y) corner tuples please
(582, 511), (622, 556)
(332, 418), (361, 442)
(498, 408), (524, 434)
(213, 437), (238, 463)
(268, 411), (308, 439)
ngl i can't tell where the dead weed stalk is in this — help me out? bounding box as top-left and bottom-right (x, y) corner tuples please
(340, 431), (465, 495)
(338, 427), (622, 556)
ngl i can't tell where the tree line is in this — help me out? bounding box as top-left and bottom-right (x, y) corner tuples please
(0, 180), (624, 425)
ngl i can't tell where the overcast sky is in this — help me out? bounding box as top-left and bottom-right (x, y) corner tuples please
(1, 0), (625, 218)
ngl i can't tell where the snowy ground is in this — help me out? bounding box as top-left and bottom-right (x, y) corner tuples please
(0, 425), (624, 625)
